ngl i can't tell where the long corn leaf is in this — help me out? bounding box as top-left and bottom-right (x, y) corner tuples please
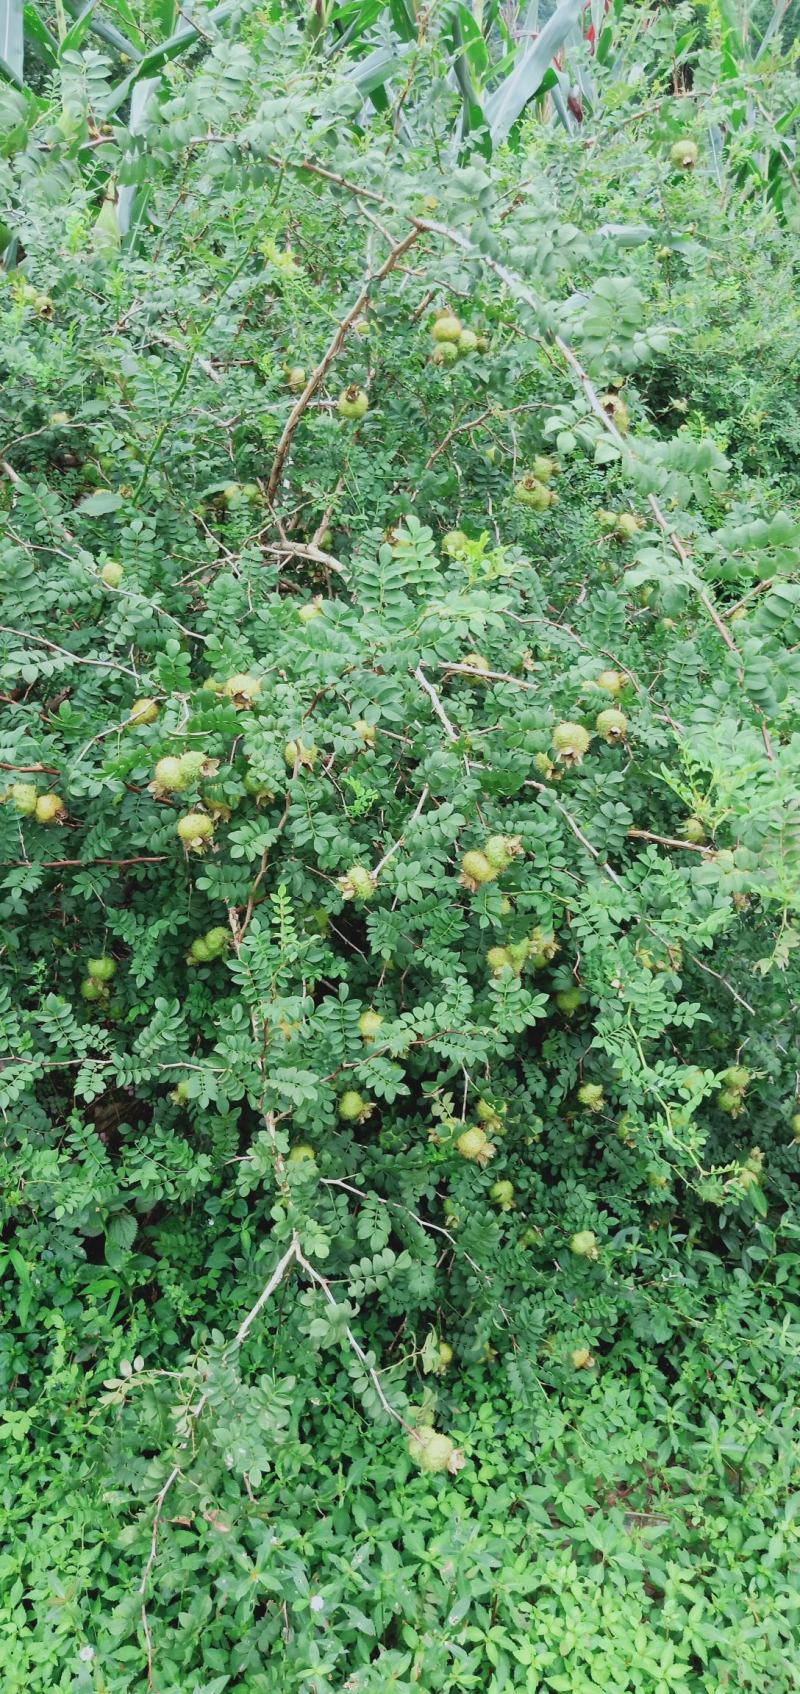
(484, 0), (584, 145)
(0, 0), (24, 83)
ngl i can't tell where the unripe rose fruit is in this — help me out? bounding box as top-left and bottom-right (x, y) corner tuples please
(35, 794), (66, 824)
(284, 738), (317, 769)
(461, 850), (497, 888)
(670, 138), (698, 169)
(456, 1126), (489, 1162)
(337, 386), (369, 419)
(354, 719), (376, 746)
(595, 670), (623, 697)
(87, 956), (116, 983)
(438, 1340), (453, 1369)
(599, 393), (630, 433)
(457, 328), (479, 355)
(722, 1066), (750, 1090)
(681, 816), (707, 845)
(298, 600), (323, 624)
(154, 756), (187, 792)
(176, 812), (215, 850)
(431, 314), (462, 344)
(288, 1144), (315, 1162)
(407, 1427), (457, 1474)
(338, 1090), (366, 1121)
(578, 1082), (604, 1112)
(178, 751), (207, 783)
(128, 697), (159, 727)
(487, 946), (513, 974)
(552, 722), (591, 765)
(442, 530), (469, 555)
(596, 708), (628, 744)
(791, 1114), (800, 1140)
(570, 1230), (598, 1258)
(101, 561), (123, 587)
(286, 366), (306, 391)
(490, 1179), (515, 1211)
(432, 343), (459, 367)
(223, 673), (262, 708)
(358, 1009), (384, 1041)
(8, 783), (38, 815)
(81, 979), (104, 1002)
(514, 475), (556, 511)
(338, 865), (375, 902)
(555, 986), (584, 1014)
(571, 1346), (594, 1370)
(484, 834), (521, 871)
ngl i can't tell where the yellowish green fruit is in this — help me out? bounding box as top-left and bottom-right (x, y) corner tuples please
(354, 719), (376, 746)
(490, 1179), (515, 1211)
(8, 783), (38, 816)
(81, 978), (105, 1002)
(284, 738), (317, 769)
(456, 1125), (491, 1162)
(577, 1082), (604, 1113)
(514, 475), (556, 512)
(289, 1144), (315, 1162)
(461, 849), (497, 888)
(176, 812), (215, 851)
(35, 794), (66, 824)
(128, 697), (158, 727)
(101, 561), (123, 588)
(596, 708), (628, 743)
(670, 138), (698, 169)
(154, 756), (187, 792)
(457, 328), (479, 355)
(552, 722), (591, 765)
(442, 530), (469, 556)
(337, 386), (369, 420)
(337, 865), (375, 902)
(599, 393), (630, 434)
(298, 600), (323, 624)
(87, 956), (116, 983)
(570, 1230), (598, 1258)
(223, 673), (262, 708)
(571, 1346), (594, 1370)
(555, 986), (584, 1014)
(431, 314), (462, 344)
(681, 816), (706, 844)
(407, 1427), (457, 1474)
(432, 343), (459, 367)
(358, 1009), (384, 1041)
(487, 946), (513, 974)
(339, 1090), (367, 1122)
(595, 670), (624, 696)
(286, 365), (306, 391)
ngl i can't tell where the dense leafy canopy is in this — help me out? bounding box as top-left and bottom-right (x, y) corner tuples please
(2, 3), (800, 1691)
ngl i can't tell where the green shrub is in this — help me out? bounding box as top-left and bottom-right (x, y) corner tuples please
(1, 13), (800, 1690)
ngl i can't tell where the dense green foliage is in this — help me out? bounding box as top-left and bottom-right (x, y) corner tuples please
(2, 4), (800, 1691)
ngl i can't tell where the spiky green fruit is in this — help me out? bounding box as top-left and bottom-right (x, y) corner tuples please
(176, 812), (215, 851)
(442, 530), (469, 556)
(555, 986), (584, 1014)
(358, 1009), (384, 1042)
(570, 1230), (598, 1258)
(338, 1090), (368, 1122)
(407, 1428), (457, 1474)
(35, 794), (66, 823)
(595, 708), (628, 743)
(223, 673), (262, 708)
(154, 756), (187, 792)
(284, 739), (317, 769)
(456, 1126), (489, 1162)
(461, 850), (497, 888)
(552, 722), (591, 765)
(101, 561), (123, 587)
(81, 978), (104, 1002)
(127, 697), (159, 727)
(337, 386), (369, 419)
(487, 946), (513, 974)
(577, 1083), (604, 1113)
(338, 865), (375, 902)
(490, 1179), (515, 1211)
(457, 328), (479, 354)
(514, 475), (555, 512)
(87, 956), (116, 983)
(670, 138), (698, 169)
(8, 783), (38, 816)
(431, 314), (462, 344)
(595, 670), (623, 696)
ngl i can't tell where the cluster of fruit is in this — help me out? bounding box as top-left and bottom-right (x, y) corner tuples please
(429, 308), (488, 368)
(3, 783), (66, 824)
